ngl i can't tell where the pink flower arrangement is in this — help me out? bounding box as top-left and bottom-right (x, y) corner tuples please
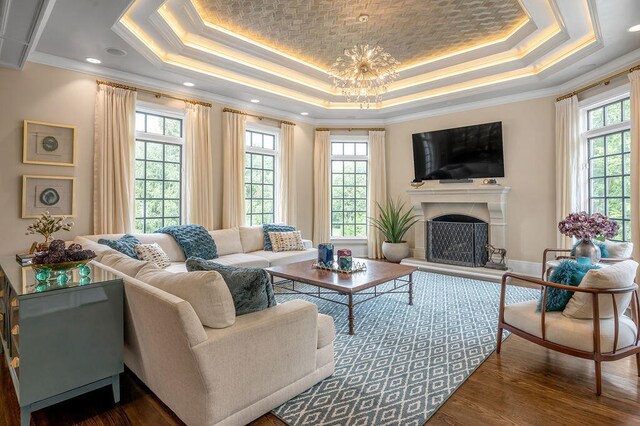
(558, 211), (619, 240)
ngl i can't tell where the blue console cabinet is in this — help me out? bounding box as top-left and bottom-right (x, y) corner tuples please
(0, 257), (123, 426)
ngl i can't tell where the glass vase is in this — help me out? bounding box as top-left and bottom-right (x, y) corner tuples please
(574, 239), (601, 264)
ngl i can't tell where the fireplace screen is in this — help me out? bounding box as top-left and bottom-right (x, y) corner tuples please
(427, 214), (488, 267)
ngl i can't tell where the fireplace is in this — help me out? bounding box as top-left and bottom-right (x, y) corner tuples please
(427, 214), (488, 267)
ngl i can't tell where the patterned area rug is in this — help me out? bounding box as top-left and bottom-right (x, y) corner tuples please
(272, 271), (538, 426)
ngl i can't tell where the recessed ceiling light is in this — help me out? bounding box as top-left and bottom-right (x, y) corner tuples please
(300, 112), (309, 116)
(183, 82), (195, 87)
(106, 48), (127, 56)
(629, 24), (640, 32)
(85, 57), (101, 64)
(250, 99), (260, 103)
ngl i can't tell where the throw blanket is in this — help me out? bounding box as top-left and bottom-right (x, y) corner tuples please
(155, 224), (218, 260)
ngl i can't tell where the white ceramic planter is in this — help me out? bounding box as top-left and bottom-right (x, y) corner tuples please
(382, 242), (410, 263)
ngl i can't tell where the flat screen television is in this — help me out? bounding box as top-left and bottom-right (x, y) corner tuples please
(412, 121), (504, 181)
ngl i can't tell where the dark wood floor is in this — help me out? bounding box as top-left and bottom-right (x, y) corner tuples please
(1, 335), (639, 426)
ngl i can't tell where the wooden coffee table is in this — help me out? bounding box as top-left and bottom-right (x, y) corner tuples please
(265, 259), (417, 335)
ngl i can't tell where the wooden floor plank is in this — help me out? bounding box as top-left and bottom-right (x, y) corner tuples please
(1, 335), (638, 425)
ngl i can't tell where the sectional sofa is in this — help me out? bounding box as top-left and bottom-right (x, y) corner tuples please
(74, 226), (335, 426)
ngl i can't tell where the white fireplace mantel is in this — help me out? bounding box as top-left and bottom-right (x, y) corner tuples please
(406, 184), (511, 260)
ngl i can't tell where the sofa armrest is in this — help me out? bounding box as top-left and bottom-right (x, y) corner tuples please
(302, 239), (313, 249)
(191, 299), (319, 423)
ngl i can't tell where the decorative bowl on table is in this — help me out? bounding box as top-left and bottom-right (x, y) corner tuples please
(31, 239), (96, 285)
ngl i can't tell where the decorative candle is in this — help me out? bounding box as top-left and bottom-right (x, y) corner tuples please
(318, 243), (334, 266)
(337, 249), (352, 270)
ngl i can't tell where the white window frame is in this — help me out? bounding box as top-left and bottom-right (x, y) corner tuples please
(244, 123), (280, 226)
(134, 103), (186, 232)
(578, 85), (631, 241)
(329, 134), (370, 242)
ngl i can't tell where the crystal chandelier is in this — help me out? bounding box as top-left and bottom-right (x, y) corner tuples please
(329, 14), (400, 108)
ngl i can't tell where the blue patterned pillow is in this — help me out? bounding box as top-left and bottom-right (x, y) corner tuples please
(98, 234), (140, 258)
(262, 224), (295, 251)
(537, 260), (600, 312)
(155, 224), (218, 260)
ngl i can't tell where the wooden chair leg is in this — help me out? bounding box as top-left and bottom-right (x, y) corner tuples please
(636, 353), (640, 377)
(496, 327), (503, 354)
(595, 361), (602, 396)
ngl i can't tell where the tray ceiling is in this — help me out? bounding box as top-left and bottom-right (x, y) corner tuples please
(191, 0), (527, 69)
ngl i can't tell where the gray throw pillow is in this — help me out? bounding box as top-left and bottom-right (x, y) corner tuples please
(185, 257), (277, 315)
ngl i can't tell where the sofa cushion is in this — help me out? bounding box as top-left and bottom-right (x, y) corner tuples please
(504, 300), (637, 353)
(101, 252), (151, 277)
(134, 243), (171, 268)
(262, 224), (295, 251)
(602, 239), (634, 259)
(98, 234), (140, 258)
(252, 248), (318, 266)
(156, 224), (218, 260)
(317, 313), (336, 349)
(136, 263), (235, 329)
(186, 258), (276, 316)
(563, 260), (638, 319)
(209, 228), (243, 256)
(239, 226), (264, 253)
(269, 231), (305, 252)
(165, 262), (188, 273)
(213, 253), (270, 268)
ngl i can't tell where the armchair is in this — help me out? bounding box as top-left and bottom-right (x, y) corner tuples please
(496, 272), (640, 395)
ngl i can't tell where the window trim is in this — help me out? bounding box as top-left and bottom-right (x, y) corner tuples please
(134, 105), (186, 232)
(244, 124), (280, 226)
(329, 134), (370, 241)
(578, 89), (631, 241)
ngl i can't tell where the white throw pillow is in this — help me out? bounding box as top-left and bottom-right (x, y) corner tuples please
(268, 231), (305, 252)
(603, 239), (634, 259)
(136, 264), (236, 328)
(563, 260), (638, 319)
(134, 243), (171, 269)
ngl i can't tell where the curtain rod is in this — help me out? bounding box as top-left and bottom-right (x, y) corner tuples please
(556, 64), (640, 102)
(96, 80), (212, 108)
(315, 127), (385, 132)
(223, 107), (296, 126)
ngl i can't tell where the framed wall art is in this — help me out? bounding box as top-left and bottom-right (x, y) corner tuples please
(22, 175), (76, 218)
(23, 120), (77, 166)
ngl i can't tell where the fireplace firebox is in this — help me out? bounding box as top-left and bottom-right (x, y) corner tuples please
(426, 214), (488, 267)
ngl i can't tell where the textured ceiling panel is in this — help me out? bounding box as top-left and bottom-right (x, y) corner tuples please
(193, 0), (527, 69)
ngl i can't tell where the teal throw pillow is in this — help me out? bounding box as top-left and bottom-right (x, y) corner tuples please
(537, 260), (600, 312)
(570, 240), (608, 258)
(155, 224), (218, 260)
(97, 234), (141, 259)
(263, 224), (295, 251)
(185, 257), (276, 315)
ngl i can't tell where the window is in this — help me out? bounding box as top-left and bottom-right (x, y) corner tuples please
(245, 129), (278, 225)
(330, 139), (368, 238)
(134, 110), (184, 233)
(583, 96), (631, 241)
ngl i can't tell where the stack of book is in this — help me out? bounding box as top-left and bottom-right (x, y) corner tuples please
(16, 253), (36, 266)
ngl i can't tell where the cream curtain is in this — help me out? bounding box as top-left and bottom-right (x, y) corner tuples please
(93, 84), (137, 234)
(185, 103), (215, 229)
(555, 95), (581, 249)
(368, 130), (388, 258)
(279, 123), (296, 226)
(222, 111), (247, 228)
(629, 70), (640, 278)
(313, 130), (331, 244)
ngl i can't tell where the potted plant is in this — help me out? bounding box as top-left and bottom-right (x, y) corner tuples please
(558, 211), (619, 264)
(369, 198), (419, 263)
(26, 211), (74, 252)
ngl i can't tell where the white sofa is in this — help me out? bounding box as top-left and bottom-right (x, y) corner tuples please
(74, 226), (335, 426)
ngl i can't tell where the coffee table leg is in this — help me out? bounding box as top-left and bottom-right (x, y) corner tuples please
(348, 293), (355, 335)
(408, 273), (414, 306)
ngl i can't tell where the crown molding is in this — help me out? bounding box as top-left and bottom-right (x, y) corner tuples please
(26, 51), (316, 125)
(26, 46), (640, 127)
